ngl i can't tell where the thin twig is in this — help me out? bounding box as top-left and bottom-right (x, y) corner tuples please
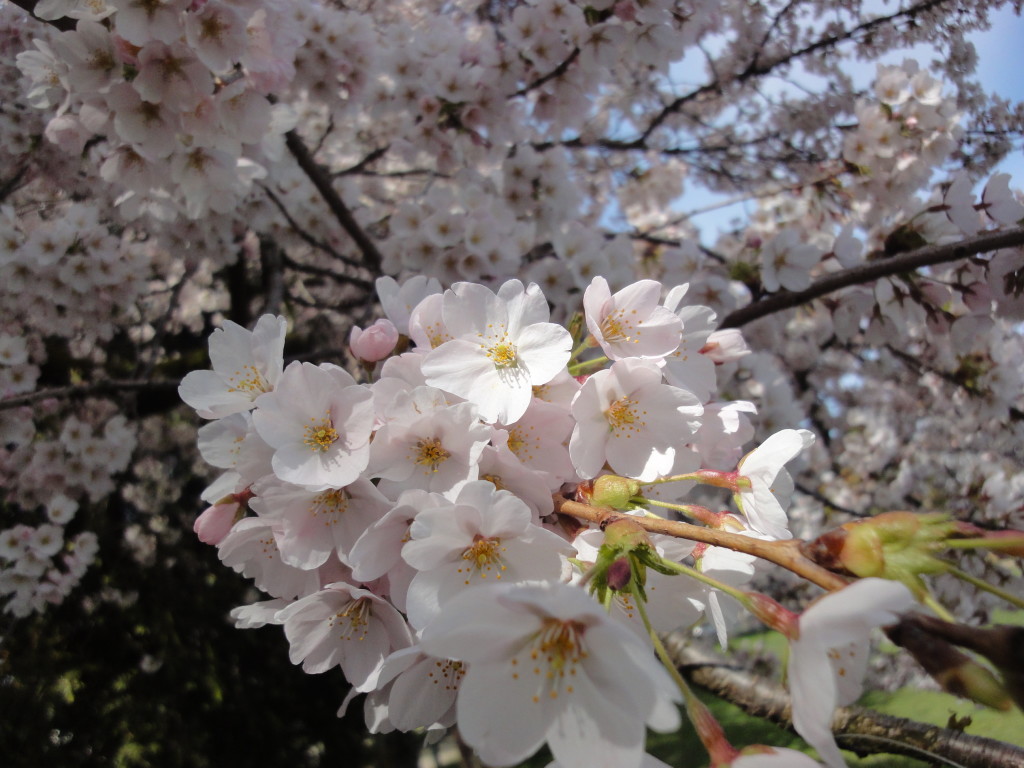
(721, 226), (1024, 328)
(554, 496), (849, 592)
(0, 379), (179, 411)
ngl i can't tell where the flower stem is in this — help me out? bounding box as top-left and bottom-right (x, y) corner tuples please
(555, 495), (850, 592)
(947, 563), (1024, 611)
(921, 591), (957, 623)
(641, 498), (718, 525)
(634, 590), (739, 766)
(944, 537), (1024, 551)
(569, 334), (596, 363)
(654, 557), (753, 608)
(567, 355), (608, 375)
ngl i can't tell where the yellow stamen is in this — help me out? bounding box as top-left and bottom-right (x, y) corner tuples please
(304, 415), (339, 452)
(414, 437), (450, 472)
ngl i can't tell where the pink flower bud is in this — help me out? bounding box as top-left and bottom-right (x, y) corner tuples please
(701, 329), (750, 363)
(348, 319), (399, 363)
(194, 502), (238, 545)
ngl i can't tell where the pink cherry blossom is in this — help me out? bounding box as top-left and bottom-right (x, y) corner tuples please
(584, 276), (682, 361)
(252, 361), (374, 489)
(569, 358), (702, 481)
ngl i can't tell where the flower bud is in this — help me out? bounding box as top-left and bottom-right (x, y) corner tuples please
(348, 318), (399, 362)
(935, 659), (1013, 711)
(837, 523), (885, 577)
(701, 329), (750, 363)
(194, 502), (239, 545)
(804, 511), (955, 582)
(590, 474), (641, 509)
(600, 515), (651, 551)
(745, 592), (799, 639)
(887, 615), (1013, 711)
(607, 557), (632, 591)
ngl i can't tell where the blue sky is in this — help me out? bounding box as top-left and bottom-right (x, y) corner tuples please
(672, 5), (1024, 241)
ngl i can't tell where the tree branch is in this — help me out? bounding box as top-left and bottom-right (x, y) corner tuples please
(668, 641), (1024, 768)
(0, 164), (30, 203)
(260, 182), (366, 271)
(511, 47), (581, 98)
(283, 130), (384, 276)
(721, 226), (1024, 328)
(553, 496), (849, 592)
(0, 379), (179, 411)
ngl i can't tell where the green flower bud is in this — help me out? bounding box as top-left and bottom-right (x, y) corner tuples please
(591, 475), (642, 510)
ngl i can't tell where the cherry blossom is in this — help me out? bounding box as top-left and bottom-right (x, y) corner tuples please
(419, 581), (681, 768)
(788, 578), (917, 768)
(421, 279), (572, 425)
(179, 314), (287, 418)
(584, 276), (682, 361)
(277, 581), (413, 688)
(252, 361), (374, 489)
(734, 429), (815, 540)
(569, 357), (702, 481)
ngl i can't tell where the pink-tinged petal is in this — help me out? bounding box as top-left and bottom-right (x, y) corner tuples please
(284, 612), (334, 669)
(443, 282), (505, 337)
(516, 322), (573, 384)
(610, 279), (663, 313)
(788, 639), (845, 768)
(386, 653), (460, 731)
(800, 578), (916, 648)
(420, 591), (539, 663)
(251, 398), (301, 447)
(739, 429), (814, 481)
(457, 658), (550, 767)
(422, 339), (503, 391)
(404, 568), (453, 629)
(250, 315), (287, 378)
(582, 623), (678, 725)
(736, 486), (789, 540)
(568, 419), (610, 480)
(547, 679), (646, 768)
(606, 434), (674, 482)
(343, 619), (393, 690)
(582, 276), (612, 327)
(179, 369), (246, 417)
(402, 530), (463, 572)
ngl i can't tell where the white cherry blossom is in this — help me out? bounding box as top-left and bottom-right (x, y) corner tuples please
(788, 579), (917, 768)
(420, 581), (681, 768)
(422, 280), (572, 425)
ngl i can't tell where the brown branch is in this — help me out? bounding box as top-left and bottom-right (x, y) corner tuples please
(668, 640), (1024, 768)
(283, 130), (384, 276)
(0, 379), (179, 411)
(0, 164), (30, 203)
(511, 47), (581, 98)
(260, 182), (366, 271)
(638, 0), (951, 146)
(259, 235), (285, 317)
(333, 145), (390, 176)
(884, 343), (1024, 423)
(721, 226), (1024, 328)
(553, 496), (849, 592)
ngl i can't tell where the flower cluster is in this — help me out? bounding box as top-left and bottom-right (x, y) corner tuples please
(180, 274), (895, 767)
(15, 0), (303, 219)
